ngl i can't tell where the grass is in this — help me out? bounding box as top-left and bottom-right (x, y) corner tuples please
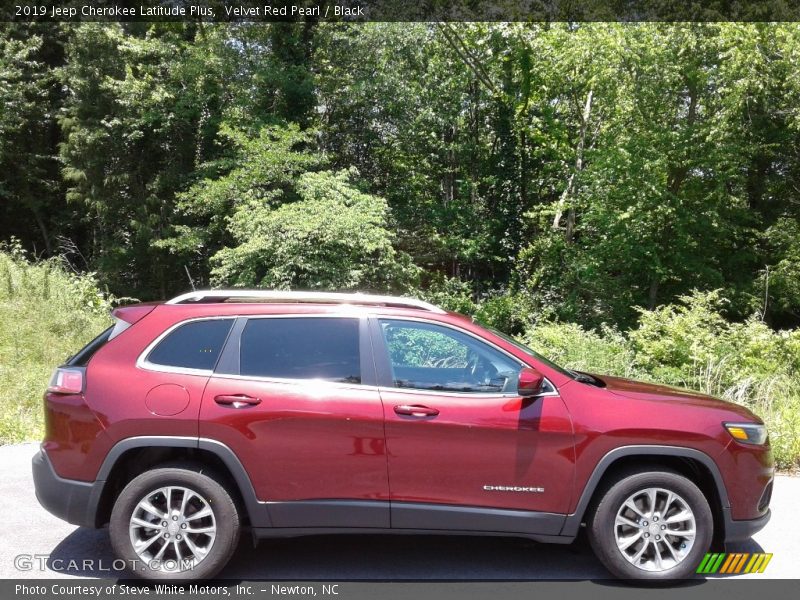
(0, 247), (111, 443)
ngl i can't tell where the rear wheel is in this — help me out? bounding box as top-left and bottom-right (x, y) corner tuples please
(109, 464), (240, 580)
(588, 468), (713, 580)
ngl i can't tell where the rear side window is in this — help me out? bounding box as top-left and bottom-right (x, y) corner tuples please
(240, 318), (360, 384)
(146, 319), (233, 371)
(67, 325), (113, 367)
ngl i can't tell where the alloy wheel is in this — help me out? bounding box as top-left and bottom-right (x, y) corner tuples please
(128, 486), (217, 573)
(614, 486), (697, 572)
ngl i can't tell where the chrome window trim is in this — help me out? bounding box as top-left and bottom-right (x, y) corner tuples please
(374, 315), (560, 398)
(136, 312), (560, 398)
(376, 385), (557, 399)
(138, 313), (368, 380)
(209, 372), (379, 391)
(136, 316), (235, 376)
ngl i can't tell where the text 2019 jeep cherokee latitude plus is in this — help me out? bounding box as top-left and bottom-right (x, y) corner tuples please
(32, 290), (773, 580)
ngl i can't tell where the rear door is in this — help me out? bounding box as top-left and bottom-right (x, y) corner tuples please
(199, 314), (389, 528)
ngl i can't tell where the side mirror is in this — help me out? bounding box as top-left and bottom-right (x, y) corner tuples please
(518, 367), (545, 397)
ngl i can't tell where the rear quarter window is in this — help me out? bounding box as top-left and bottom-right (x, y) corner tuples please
(67, 325), (113, 367)
(145, 319), (233, 371)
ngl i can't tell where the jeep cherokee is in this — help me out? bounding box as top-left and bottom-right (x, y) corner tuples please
(32, 290), (773, 580)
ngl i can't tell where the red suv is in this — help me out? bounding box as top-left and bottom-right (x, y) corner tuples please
(33, 291), (773, 580)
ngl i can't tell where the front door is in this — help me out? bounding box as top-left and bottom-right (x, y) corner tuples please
(373, 318), (574, 534)
(199, 315), (389, 528)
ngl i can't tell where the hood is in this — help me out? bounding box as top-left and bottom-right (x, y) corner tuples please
(592, 373), (759, 420)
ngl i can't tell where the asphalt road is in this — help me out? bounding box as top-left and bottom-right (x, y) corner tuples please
(1, 442), (796, 580)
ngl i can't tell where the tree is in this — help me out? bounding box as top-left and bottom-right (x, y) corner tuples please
(3, 21), (800, 329)
(211, 168), (419, 291)
(0, 23), (66, 255)
(59, 23), (228, 297)
(165, 124), (319, 275)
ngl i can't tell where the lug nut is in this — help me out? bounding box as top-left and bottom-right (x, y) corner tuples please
(172, 515), (178, 521)
(655, 534), (661, 540)
(653, 516), (659, 522)
(161, 521), (168, 527)
(642, 521), (648, 526)
(181, 523), (187, 529)
(164, 533), (170, 538)
(176, 534), (182, 540)
(661, 525), (666, 530)
(644, 533), (650, 538)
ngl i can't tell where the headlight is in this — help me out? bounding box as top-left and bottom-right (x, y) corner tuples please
(724, 422), (768, 445)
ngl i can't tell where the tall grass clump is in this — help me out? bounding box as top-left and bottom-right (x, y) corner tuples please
(0, 241), (113, 443)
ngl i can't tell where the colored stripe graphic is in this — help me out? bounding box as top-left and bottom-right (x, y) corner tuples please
(733, 553), (749, 573)
(696, 553), (712, 573)
(744, 554), (760, 573)
(697, 553), (773, 574)
(757, 554), (773, 573)
(720, 553), (736, 573)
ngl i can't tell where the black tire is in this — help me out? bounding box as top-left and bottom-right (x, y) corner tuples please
(109, 462), (240, 580)
(587, 467), (713, 581)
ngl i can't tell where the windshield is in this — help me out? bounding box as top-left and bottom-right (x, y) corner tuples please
(480, 323), (577, 380)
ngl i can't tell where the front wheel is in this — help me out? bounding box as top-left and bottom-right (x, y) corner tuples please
(109, 463), (240, 580)
(588, 468), (713, 580)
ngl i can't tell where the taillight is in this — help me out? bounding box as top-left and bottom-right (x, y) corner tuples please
(47, 367), (85, 394)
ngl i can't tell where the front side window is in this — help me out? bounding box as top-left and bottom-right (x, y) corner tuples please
(146, 319), (233, 371)
(379, 319), (522, 393)
(240, 317), (361, 384)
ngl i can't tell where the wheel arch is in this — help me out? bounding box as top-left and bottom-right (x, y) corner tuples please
(562, 445), (729, 542)
(94, 436), (269, 528)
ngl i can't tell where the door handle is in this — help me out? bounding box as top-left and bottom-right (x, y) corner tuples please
(214, 394), (262, 408)
(394, 404), (439, 417)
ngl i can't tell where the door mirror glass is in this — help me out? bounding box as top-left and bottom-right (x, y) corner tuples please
(518, 367), (545, 397)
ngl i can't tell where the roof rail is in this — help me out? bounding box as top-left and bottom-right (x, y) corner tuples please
(165, 290), (447, 313)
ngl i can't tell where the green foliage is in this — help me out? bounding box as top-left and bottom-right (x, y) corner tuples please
(0, 246), (112, 443)
(384, 324), (469, 369)
(58, 23), (231, 295)
(0, 24), (66, 254)
(211, 168), (419, 291)
(518, 290), (800, 468)
(523, 322), (637, 380)
(3, 22), (800, 466)
(4, 21), (800, 328)
(474, 293), (533, 335)
(760, 218), (800, 320)
(629, 290), (736, 381)
(167, 124), (320, 265)
(417, 275), (477, 314)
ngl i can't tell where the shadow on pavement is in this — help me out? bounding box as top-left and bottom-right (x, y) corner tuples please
(46, 528), (116, 578)
(45, 527), (765, 582)
(46, 529), (609, 580)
